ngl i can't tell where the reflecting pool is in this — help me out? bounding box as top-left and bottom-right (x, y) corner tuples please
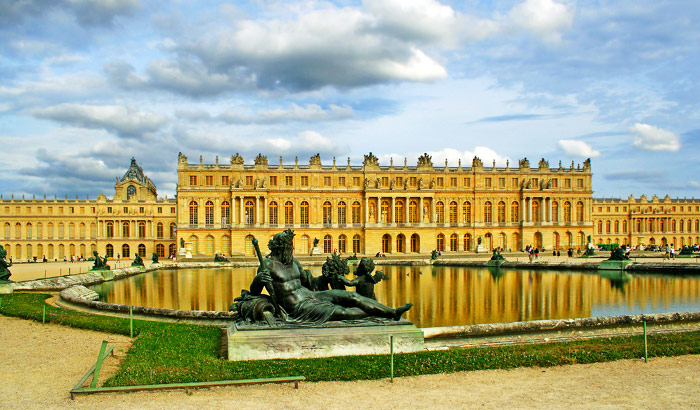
(90, 266), (700, 328)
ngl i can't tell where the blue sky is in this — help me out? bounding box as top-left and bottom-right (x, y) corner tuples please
(1, 0), (699, 199)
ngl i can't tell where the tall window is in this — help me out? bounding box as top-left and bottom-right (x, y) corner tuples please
(463, 234), (472, 252)
(498, 201), (506, 223)
(138, 243), (147, 257)
(205, 201), (214, 225)
(353, 234), (361, 253)
(106, 222), (113, 238)
(189, 201), (198, 225)
(533, 201), (541, 223)
(410, 234), (419, 252)
(337, 202), (347, 225)
(122, 221), (129, 237)
(380, 200), (390, 223)
(323, 201), (332, 225)
(484, 202), (492, 223)
(352, 202), (361, 224)
(157, 223), (164, 238)
(4, 223), (10, 239)
(285, 201), (294, 225)
(37, 223), (43, 239)
(409, 200), (417, 223)
(221, 201), (230, 224)
(138, 222), (146, 238)
(269, 201), (278, 225)
(156, 244), (165, 258)
(552, 201), (559, 222)
(450, 233), (458, 251)
(511, 202), (519, 222)
(463, 202), (471, 223)
(300, 201), (309, 225)
(395, 200), (404, 223)
(69, 223), (75, 239)
(245, 200), (255, 225)
(564, 202), (572, 223)
(338, 234), (346, 253)
(58, 223), (64, 239)
(79, 223), (85, 239)
(396, 234), (405, 253)
(449, 202), (457, 224)
(169, 223), (176, 238)
(323, 234), (332, 253)
(382, 234), (391, 253)
(106, 244), (114, 258)
(26, 223), (32, 239)
(435, 201), (444, 223)
(122, 244), (130, 258)
(436, 233), (445, 252)
(576, 201), (584, 223)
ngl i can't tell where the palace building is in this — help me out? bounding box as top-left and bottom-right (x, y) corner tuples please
(1, 153), (699, 261)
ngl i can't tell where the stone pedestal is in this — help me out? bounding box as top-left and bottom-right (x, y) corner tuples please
(227, 320), (424, 361)
(179, 247), (187, 256)
(476, 244), (485, 253)
(598, 260), (633, 270)
(310, 246), (322, 255)
(185, 251), (192, 259)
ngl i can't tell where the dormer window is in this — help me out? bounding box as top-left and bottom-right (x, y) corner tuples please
(127, 185), (136, 200)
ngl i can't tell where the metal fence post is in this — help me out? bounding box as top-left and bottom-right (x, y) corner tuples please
(390, 335), (394, 383)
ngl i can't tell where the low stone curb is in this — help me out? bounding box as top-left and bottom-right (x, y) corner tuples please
(423, 311), (700, 339)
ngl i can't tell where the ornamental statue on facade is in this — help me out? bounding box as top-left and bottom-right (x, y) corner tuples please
(231, 153), (244, 165)
(309, 153), (322, 166)
(519, 157), (530, 169)
(417, 153), (433, 168)
(472, 156), (483, 168)
(254, 153), (268, 167)
(538, 158), (549, 169)
(363, 152), (379, 168)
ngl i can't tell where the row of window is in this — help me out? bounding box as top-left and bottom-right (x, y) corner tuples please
(2, 205), (176, 215)
(187, 199), (587, 225)
(3, 242), (176, 260)
(3, 222), (176, 240)
(597, 219), (700, 234)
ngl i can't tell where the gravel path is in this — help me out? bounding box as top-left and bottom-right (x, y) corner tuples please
(1, 315), (699, 409)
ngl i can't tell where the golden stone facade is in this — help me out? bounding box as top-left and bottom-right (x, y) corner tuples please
(3, 154), (699, 261)
(0, 158), (177, 261)
(176, 153), (594, 256)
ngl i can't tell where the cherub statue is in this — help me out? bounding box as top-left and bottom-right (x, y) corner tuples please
(338, 257), (388, 300)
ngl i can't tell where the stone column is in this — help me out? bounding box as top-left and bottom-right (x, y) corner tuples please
(239, 196), (244, 226)
(405, 196), (409, 224)
(527, 197), (532, 222)
(431, 198), (435, 224)
(263, 196), (267, 226)
(548, 197), (552, 222)
(540, 198), (545, 223)
(365, 196), (369, 224)
(418, 196), (424, 223)
(255, 196), (260, 225)
(391, 196), (395, 224)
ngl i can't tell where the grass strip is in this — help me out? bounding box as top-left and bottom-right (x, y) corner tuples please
(2, 292), (700, 387)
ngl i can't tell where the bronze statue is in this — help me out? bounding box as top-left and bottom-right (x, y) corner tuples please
(151, 252), (159, 264)
(679, 246), (694, 256)
(91, 251), (110, 271)
(180, 238), (185, 248)
(233, 229), (412, 325)
(490, 247), (505, 261)
(214, 254), (229, 262)
(338, 257), (388, 300)
(313, 237), (320, 248)
(608, 247), (630, 261)
(131, 254), (144, 267)
(431, 249), (439, 260)
(0, 245), (12, 281)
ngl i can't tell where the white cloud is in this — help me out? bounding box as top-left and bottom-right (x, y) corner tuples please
(509, 0), (574, 43)
(366, 0), (458, 45)
(32, 103), (167, 138)
(629, 123), (680, 151)
(219, 104), (354, 124)
(557, 139), (600, 157)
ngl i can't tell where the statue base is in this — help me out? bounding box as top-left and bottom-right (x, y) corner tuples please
(179, 247), (187, 256)
(487, 259), (505, 267)
(227, 320), (424, 361)
(310, 246), (322, 255)
(185, 251), (192, 259)
(476, 245), (485, 253)
(598, 260), (634, 270)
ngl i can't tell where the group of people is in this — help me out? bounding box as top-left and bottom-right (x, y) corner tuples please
(525, 245), (540, 262)
(664, 245), (676, 260)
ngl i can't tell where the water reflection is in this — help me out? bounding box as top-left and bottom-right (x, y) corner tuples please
(90, 266), (700, 328)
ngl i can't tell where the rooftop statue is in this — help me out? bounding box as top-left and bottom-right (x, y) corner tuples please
(472, 156), (483, 168)
(417, 153), (433, 167)
(231, 153), (244, 165)
(309, 153), (321, 166)
(91, 251), (110, 271)
(232, 230), (412, 326)
(0, 245), (12, 282)
(363, 152), (379, 168)
(254, 153), (268, 166)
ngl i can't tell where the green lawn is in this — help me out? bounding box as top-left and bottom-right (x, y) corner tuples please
(2, 293), (699, 387)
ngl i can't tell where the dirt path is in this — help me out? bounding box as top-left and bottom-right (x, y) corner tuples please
(1, 315), (699, 409)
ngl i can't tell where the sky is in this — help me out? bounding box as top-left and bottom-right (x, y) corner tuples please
(1, 0), (699, 200)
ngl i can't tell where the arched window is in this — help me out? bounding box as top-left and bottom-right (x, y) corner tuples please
(157, 223), (164, 238)
(4, 223), (10, 239)
(679, 219), (685, 233)
(435, 201), (444, 224)
(338, 234), (347, 253)
(283, 201), (294, 225)
(58, 223), (64, 239)
(614, 220), (619, 233)
(300, 201), (309, 225)
(90, 223), (96, 239)
(138, 221), (146, 238)
(15, 223), (22, 239)
(168, 244), (176, 257)
(552, 201), (559, 222)
(127, 184), (136, 200)
(436, 233), (445, 252)
(122, 244), (130, 258)
(463, 201), (471, 223)
(69, 222), (75, 239)
(380, 200), (390, 223)
(511, 202), (519, 222)
(37, 223), (43, 239)
(301, 235), (309, 254)
(222, 236), (230, 255)
(79, 223), (85, 239)
(410, 233), (420, 253)
(353, 234), (361, 253)
(170, 223), (176, 238)
(622, 220), (628, 233)
(190, 235), (199, 255)
(245, 200), (255, 225)
(598, 220), (603, 233)
(553, 232), (560, 250)
(338, 201), (347, 225)
(221, 201), (230, 224)
(395, 200), (404, 223)
(138, 243), (147, 257)
(323, 201), (332, 225)
(484, 202), (492, 223)
(382, 234), (391, 253)
(532, 201), (541, 223)
(564, 202), (572, 223)
(106, 222), (114, 238)
(396, 234), (405, 253)
(245, 235), (254, 256)
(498, 201), (506, 223)
(576, 201), (584, 223)
(26, 223), (32, 239)
(205, 235), (214, 255)
(323, 234), (332, 253)
(204, 201), (214, 225)
(449, 201), (458, 224)
(499, 232), (507, 250)
(352, 202), (361, 224)
(463, 234), (472, 252)
(606, 220), (611, 233)
(189, 201), (198, 225)
(156, 244), (165, 258)
(409, 200), (418, 223)
(269, 201), (278, 225)
(105, 244), (114, 258)
(122, 221), (130, 238)
(450, 233), (458, 251)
